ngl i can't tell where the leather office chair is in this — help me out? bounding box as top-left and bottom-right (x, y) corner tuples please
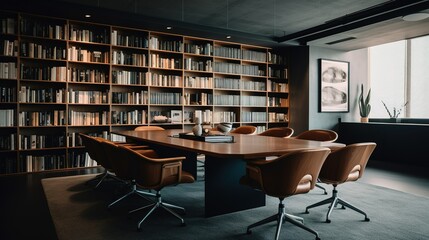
(79, 133), (122, 188)
(240, 148), (331, 240)
(115, 144), (195, 230)
(258, 127), (294, 138)
(305, 142), (377, 223)
(100, 139), (156, 208)
(134, 126), (165, 131)
(230, 125), (257, 135)
(294, 129), (338, 142)
(294, 129), (339, 194)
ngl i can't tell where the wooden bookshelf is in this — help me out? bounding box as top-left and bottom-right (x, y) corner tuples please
(0, 10), (289, 175)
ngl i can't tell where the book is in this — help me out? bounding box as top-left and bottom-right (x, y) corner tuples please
(178, 132), (234, 143)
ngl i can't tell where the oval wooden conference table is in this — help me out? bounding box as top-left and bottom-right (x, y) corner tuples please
(112, 129), (345, 217)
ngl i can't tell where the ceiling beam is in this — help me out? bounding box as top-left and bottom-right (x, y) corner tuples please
(275, 0), (429, 44)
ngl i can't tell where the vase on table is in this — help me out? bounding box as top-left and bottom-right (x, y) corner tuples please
(192, 117), (203, 136)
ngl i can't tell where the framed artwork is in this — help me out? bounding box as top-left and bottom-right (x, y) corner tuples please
(170, 110), (182, 123)
(319, 59), (349, 112)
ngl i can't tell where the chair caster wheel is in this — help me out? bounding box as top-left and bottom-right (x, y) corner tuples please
(305, 209), (309, 214)
(181, 222), (186, 227)
(246, 229), (252, 234)
(364, 217), (370, 222)
(326, 219), (331, 223)
(315, 237), (321, 240)
(341, 205), (346, 209)
(137, 227), (142, 232)
(323, 191), (327, 195)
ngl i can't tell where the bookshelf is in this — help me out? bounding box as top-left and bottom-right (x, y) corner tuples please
(0, 10), (289, 175)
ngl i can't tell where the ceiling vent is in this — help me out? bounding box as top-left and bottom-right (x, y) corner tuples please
(325, 37), (357, 45)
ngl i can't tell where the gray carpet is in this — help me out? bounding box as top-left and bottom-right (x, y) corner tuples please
(42, 174), (429, 240)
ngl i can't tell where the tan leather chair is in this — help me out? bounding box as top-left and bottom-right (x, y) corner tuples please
(258, 127), (294, 138)
(294, 129), (339, 194)
(134, 126), (165, 131)
(230, 125), (257, 135)
(79, 133), (122, 188)
(240, 148), (331, 240)
(100, 139), (156, 208)
(305, 142), (377, 223)
(294, 129), (338, 142)
(116, 144), (195, 230)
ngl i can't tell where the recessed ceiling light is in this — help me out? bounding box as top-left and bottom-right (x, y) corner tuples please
(84, 14), (91, 18)
(402, 12), (429, 21)
(166, 26), (172, 30)
(226, 35), (231, 39)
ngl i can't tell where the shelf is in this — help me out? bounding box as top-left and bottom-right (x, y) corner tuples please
(0, 10), (289, 176)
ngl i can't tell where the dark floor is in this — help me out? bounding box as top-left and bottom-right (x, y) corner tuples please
(1, 161), (428, 240)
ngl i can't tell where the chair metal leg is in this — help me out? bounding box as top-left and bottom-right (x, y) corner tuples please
(131, 190), (186, 230)
(108, 181), (154, 208)
(247, 200), (320, 240)
(315, 183), (328, 195)
(305, 186), (369, 223)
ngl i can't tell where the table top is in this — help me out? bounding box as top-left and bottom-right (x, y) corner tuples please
(113, 129), (345, 160)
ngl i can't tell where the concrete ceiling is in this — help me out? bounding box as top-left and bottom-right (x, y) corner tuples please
(9, 0), (429, 51)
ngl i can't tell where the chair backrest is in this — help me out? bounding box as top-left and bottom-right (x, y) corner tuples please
(258, 127), (294, 138)
(254, 148), (331, 198)
(134, 126), (165, 131)
(294, 129), (338, 142)
(79, 133), (102, 164)
(116, 145), (187, 190)
(230, 125), (257, 135)
(318, 142), (376, 185)
(99, 140), (158, 180)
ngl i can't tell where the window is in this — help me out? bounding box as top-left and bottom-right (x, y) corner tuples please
(369, 35), (429, 118)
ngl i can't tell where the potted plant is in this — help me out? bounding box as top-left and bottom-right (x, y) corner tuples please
(358, 84), (371, 122)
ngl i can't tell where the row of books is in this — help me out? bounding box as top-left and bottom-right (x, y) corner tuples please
(18, 110), (66, 126)
(184, 42), (213, 56)
(242, 80), (266, 91)
(184, 58), (213, 72)
(149, 36), (182, 52)
(0, 86), (16, 102)
(0, 133), (15, 150)
(267, 80), (288, 92)
(68, 131), (108, 147)
(111, 110), (147, 125)
(242, 49), (267, 62)
(20, 65), (66, 81)
(268, 97), (289, 107)
(268, 112), (288, 122)
(213, 111), (237, 123)
(20, 42), (66, 60)
(112, 91), (148, 104)
(112, 70), (149, 85)
(0, 62), (17, 79)
(21, 152), (97, 172)
(0, 109), (14, 126)
(241, 95), (266, 107)
(150, 54), (182, 69)
(268, 67), (288, 78)
(150, 73), (181, 87)
(68, 110), (108, 126)
(1, 17), (16, 35)
(19, 86), (65, 103)
(185, 76), (213, 88)
(20, 19), (65, 39)
(213, 94), (240, 105)
(67, 47), (109, 63)
(18, 134), (65, 150)
(67, 89), (109, 104)
(214, 77), (240, 89)
(69, 25), (109, 43)
(112, 51), (148, 66)
(241, 112), (267, 122)
(69, 68), (108, 83)
(111, 30), (149, 48)
(149, 92), (182, 105)
(1, 39), (18, 56)
(183, 92), (213, 106)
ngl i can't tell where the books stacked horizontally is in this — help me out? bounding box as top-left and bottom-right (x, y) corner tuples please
(178, 132), (234, 143)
